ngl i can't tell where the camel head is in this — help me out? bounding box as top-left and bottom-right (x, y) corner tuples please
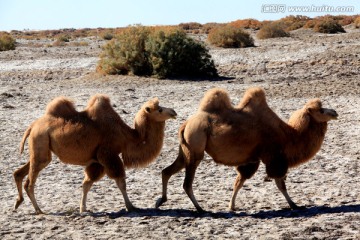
(143, 97), (177, 122)
(305, 98), (338, 122)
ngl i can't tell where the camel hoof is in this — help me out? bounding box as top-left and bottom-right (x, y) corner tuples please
(126, 206), (140, 212)
(155, 197), (167, 209)
(196, 206), (205, 213)
(14, 197), (24, 210)
(35, 210), (44, 215)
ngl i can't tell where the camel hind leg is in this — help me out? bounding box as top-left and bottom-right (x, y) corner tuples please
(80, 163), (105, 213)
(155, 145), (186, 209)
(183, 154), (203, 212)
(229, 161), (260, 211)
(13, 162), (30, 210)
(25, 149), (52, 214)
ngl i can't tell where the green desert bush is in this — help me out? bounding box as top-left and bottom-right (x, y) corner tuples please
(97, 26), (151, 75)
(313, 18), (346, 33)
(207, 25), (254, 48)
(314, 18), (345, 33)
(97, 26), (217, 79)
(256, 22), (290, 39)
(57, 34), (71, 42)
(0, 32), (16, 51)
(102, 32), (114, 40)
(146, 28), (217, 78)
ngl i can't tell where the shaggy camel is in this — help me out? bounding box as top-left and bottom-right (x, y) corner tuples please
(14, 94), (177, 214)
(156, 87), (338, 212)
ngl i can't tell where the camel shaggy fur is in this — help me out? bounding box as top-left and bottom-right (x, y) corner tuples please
(156, 87), (338, 212)
(14, 94), (177, 214)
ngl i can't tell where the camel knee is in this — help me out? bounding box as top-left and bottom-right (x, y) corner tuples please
(84, 163), (105, 182)
(265, 156), (288, 179)
(236, 161), (260, 180)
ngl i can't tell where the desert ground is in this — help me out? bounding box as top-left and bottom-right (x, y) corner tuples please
(0, 27), (359, 239)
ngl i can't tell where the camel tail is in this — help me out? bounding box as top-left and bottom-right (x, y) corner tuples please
(19, 125), (32, 154)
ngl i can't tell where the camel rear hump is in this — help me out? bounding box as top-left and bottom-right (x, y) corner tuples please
(45, 96), (77, 118)
(198, 88), (233, 113)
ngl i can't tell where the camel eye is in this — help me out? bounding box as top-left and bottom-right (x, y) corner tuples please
(319, 109), (324, 114)
(158, 108), (163, 113)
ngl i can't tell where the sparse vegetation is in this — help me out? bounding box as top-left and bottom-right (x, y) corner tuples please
(207, 25), (254, 48)
(97, 26), (217, 79)
(257, 22), (290, 39)
(0, 32), (16, 51)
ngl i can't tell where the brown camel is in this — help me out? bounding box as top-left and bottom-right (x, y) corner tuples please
(156, 87), (338, 212)
(14, 94), (177, 214)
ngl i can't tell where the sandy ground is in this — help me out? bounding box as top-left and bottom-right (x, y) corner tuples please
(0, 28), (359, 239)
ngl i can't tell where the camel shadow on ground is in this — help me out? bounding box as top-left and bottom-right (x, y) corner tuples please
(51, 203), (360, 219)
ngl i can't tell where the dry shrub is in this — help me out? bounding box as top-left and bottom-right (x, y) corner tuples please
(102, 32), (114, 40)
(313, 18), (346, 33)
(57, 34), (70, 42)
(256, 22), (290, 39)
(303, 20), (316, 29)
(0, 32), (16, 51)
(355, 17), (360, 28)
(208, 25), (254, 48)
(70, 41), (89, 47)
(277, 15), (310, 31)
(52, 40), (66, 47)
(229, 19), (263, 30)
(202, 22), (225, 34)
(179, 22), (203, 32)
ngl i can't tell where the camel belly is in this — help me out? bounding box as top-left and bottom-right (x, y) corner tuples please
(48, 121), (102, 166)
(205, 133), (259, 166)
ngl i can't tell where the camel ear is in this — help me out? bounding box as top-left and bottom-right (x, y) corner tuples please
(145, 107), (151, 113)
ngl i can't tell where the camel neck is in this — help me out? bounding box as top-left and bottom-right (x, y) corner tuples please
(122, 117), (165, 168)
(285, 120), (327, 168)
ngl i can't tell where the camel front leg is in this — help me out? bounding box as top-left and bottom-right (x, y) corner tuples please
(98, 149), (138, 212)
(229, 161), (259, 211)
(80, 163), (105, 213)
(156, 146), (186, 209)
(275, 177), (300, 209)
(229, 175), (246, 211)
(115, 177), (137, 212)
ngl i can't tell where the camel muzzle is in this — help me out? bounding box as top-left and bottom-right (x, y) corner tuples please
(324, 108), (338, 120)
